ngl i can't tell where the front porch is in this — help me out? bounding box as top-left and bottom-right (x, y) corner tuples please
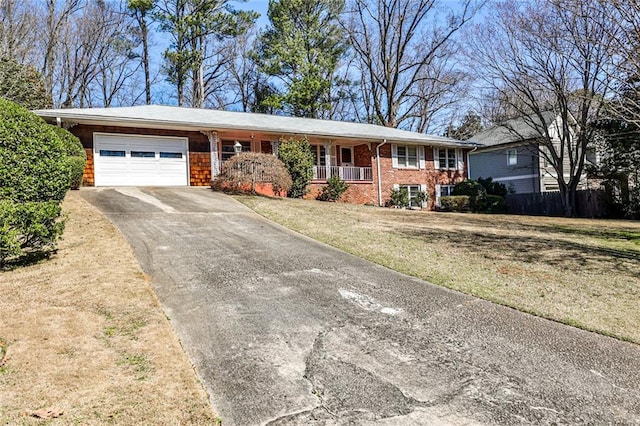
(211, 160), (373, 183)
(210, 139), (375, 183)
(312, 165), (373, 182)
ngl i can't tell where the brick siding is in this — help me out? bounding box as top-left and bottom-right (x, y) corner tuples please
(67, 124), (468, 209)
(307, 182), (377, 204)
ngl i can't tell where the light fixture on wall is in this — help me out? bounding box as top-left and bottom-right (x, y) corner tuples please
(233, 140), (242, 155)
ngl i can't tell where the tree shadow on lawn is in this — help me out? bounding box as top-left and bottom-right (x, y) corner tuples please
(0, 250), (54, 271)
(393, 224), (640, 279)
(426, 213), (640, 243)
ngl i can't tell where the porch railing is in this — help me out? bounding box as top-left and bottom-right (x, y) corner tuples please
(313, 166), (373, 182)
(212, 160), (373, 182)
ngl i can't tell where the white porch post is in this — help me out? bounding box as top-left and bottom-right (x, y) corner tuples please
(324, 141), (331, 180)
(270, 141), (280, 157)
(202, 131), (219, 177)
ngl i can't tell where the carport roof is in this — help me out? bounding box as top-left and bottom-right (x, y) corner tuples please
(34, 105), (478, 148)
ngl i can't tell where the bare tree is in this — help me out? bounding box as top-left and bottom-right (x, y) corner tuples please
(93, 31), (143, 107)
(217, 25), (260, 111)
(599, 0), (640, 126)
(342, 0), (481, 130)
(54, 1), (138, 107)
(466, 0), (618, 217)
(128, 0), (155, 105)
(0, 0), (39, 64)
(40, 0), (83, 99)
(405, 59), (469, 133)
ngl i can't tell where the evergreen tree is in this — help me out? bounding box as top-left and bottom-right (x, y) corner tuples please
(445, 111), (484, 140)
(255, 0), (346, 118)
(0, 56), (51, 109)
(156, 0), (257, 107)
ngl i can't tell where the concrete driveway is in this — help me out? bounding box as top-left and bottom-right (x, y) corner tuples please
(81, 187), (640, 425)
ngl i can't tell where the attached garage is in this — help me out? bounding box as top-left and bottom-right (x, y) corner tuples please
(93, 133), (188, 187)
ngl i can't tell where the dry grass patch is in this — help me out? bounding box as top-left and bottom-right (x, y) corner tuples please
(238, 196), (640, 344)
(0, 191), (217, 424)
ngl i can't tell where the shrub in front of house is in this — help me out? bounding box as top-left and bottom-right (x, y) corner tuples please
(386, 187), (410, 208)
(317, 175), (349, 201)
(0, 98), (70, 266)
(0, 200), (65, 263)
(276, 137), (314, 198)
(450, 180), (507, 213)
(480, 194), (508, 213)
(476, 176), (509, 197)
(452, 179), (486, 212)
(439, 195), (471, 212)
(413, 190), (428, 209)
(51, 125), (86, 190)
(211, 152), (292, 195)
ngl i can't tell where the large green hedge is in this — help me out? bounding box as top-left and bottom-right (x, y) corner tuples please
(51, 125), (86, 189)
(0, 98), (70, 265)
(0, 99), (70, 202)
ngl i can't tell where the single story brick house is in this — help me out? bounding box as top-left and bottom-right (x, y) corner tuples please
(34, 105), (477, 209)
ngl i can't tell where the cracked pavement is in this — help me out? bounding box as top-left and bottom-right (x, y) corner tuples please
(82, 187), (640, 425)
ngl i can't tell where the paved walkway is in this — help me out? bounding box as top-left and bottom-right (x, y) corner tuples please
(82, 187), (640, 425)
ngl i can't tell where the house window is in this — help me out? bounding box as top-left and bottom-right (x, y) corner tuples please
(436, 184), (456, 206)
(437, 148), (458, 170)
(507, 149), (517, 165)
(311, 145), (327, 166)
(396, 145), (418, 168)
(221, 140), (251, 161)
(400, 184), (424, 208)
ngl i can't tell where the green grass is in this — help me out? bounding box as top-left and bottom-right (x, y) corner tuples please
(238, 195), (640, 344)
(118, 352), (152, 380)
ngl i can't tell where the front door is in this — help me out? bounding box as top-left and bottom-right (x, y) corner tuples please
(340, 146), (354, 166)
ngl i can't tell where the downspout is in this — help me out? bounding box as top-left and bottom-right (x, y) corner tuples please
(376, 139), (388, 206)
(466, 145), (478, 179)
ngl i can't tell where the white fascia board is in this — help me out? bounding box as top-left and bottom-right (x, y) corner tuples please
(34, 108), (476, 149)
(469, 140), (540, 154)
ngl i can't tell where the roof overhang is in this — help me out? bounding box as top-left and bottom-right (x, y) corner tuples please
(34, 106), (481, 149)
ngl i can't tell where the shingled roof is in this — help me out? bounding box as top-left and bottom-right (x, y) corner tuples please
(34, 105), (479, 148)
(468, 111), (558, 147)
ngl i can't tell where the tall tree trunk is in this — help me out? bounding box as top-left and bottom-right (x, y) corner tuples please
(141, 11), (151, 105)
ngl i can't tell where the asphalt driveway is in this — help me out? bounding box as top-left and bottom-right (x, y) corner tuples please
(81, 187), (640, 425)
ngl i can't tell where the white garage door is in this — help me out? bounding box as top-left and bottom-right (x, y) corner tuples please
(94, 133), (188, 186)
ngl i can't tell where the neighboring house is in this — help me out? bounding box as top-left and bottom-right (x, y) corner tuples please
(34, 105), (476, 209)
(467, 112), (597, 194)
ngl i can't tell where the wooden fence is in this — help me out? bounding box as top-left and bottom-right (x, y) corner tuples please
(505, 190), (610, 218)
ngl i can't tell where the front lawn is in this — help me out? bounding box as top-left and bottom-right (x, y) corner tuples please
(0, 192), (217, 424)
(238, 196), (640, 344)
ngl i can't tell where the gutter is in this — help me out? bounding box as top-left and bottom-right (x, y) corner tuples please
(376, 139), (388, 206)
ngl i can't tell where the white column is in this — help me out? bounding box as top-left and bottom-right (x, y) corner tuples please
(271, 141), (280, 157)
(205, 131), (219, 177)
(324, 141), (332, 179)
